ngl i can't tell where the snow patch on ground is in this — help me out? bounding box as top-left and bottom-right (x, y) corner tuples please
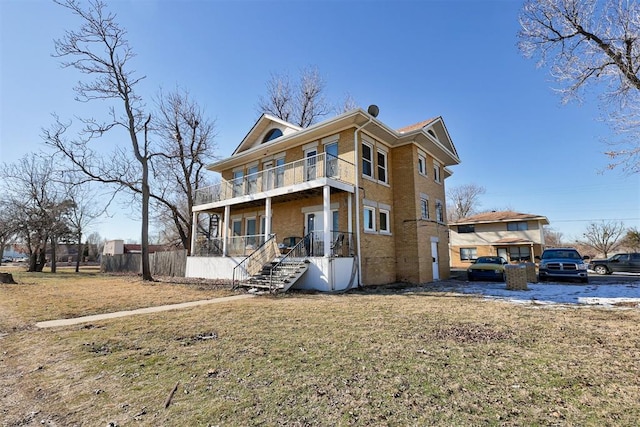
(416, 280), (640, 308)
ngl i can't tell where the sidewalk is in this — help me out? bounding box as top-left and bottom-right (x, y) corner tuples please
(35, 294), (255, 329)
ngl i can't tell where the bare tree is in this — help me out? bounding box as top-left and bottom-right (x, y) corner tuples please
(63, 180), (108, 272)
(518, 0), (640, 173)
(257, 66), (331, 127)
(46, 0), (154, 280)
(151, 88), (217, 251)
(335, 92), (359, 115)
(581, 220), (626, 257)
(621, 227), (640, 251)
(446, 184), (486, 221)
(1, 155), (72, 272)
(543, 226), (564, 247)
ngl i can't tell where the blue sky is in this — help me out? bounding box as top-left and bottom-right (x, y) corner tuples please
(1, 0), (639, 243)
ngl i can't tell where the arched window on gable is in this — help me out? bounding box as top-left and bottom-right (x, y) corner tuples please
(262, 128), (283, 143)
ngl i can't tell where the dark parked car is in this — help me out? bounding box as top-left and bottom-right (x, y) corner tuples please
(536, 248), (589, 283)
(588, 253), (640, 275)
(467, 256), (508, 282)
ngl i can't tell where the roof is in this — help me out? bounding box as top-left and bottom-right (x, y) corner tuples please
(207, 108), (461, 172)
(450, 210), (550, 225)
(396, 118), (438, 133)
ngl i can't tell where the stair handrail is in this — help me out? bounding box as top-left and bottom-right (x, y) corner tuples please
(269, 232), (313, 292)
(232, 234), (278, 289)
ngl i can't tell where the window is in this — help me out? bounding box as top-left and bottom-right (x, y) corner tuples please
(507, 222), (528, 231)
(232, 170), (244, 197)
(305, 148), (317, 181)
(457, 225), (475, 233)
(433, 161), (441, 183)
(377, 150), (388, 183)
(325, 142), (338, 178)
(418, 154), (426, 176)
(509, 246), (531, 262)
(275, 157), (285, 187)
(435, 200), (444, 222)
(460, 248), (477, 261)
(232, 219), (242, 236)
(262, 128), (283, 143)
(420, 198), (429, 219)
(364, 207), (375, 232)
(246, 218), (257, 245)
(246, 164), (258, 194)
(379, 209), (390, 233)
(362, 142), (373, 178)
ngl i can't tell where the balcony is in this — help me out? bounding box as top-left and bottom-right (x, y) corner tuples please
(194, 153), (355, 208)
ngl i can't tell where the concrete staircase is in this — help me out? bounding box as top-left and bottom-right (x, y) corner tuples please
(241, 259), (310, 293)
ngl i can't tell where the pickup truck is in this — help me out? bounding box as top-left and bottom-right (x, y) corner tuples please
(588, 253), (640, 275)
(536, 247), (589, 283)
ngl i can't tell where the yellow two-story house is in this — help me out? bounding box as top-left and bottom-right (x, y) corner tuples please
(186, 107), (460, 291)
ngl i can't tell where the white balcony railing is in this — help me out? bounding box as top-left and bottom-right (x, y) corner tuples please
(195, 153), (354, 206)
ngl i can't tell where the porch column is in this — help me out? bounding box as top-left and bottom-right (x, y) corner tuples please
(265, 197), (272, 239)
(190, 212), (198, 256)
(223, 205), (230, 257)
(323, 185), (331, 257)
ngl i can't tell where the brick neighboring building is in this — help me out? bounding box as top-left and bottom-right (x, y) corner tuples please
(186, 107), (460, 290)
(448, 211), (549, 268)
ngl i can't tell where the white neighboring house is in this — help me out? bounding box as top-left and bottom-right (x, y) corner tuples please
(448, 211), (549, 268)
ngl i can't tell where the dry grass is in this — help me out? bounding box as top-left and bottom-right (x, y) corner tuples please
(1, 272), (639, 426)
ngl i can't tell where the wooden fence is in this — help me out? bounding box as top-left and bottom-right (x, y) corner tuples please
(101, 249), (187, 277)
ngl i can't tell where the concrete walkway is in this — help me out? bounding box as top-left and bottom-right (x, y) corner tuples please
(35, 294), (255, 329)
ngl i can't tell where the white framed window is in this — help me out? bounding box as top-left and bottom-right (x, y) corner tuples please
(232, 169), (244, 197)
(460, 247), (477, 261)
(363, 206), (376, 232)
(418, 153), (427, 176)
(377, 149), (388, 184)
(379, 209), (390, 234)
(275, 156), (285, 187)
(433, 161), (441, 183)
(435, 200), (444, 222)
(420, 198), (429, 220)
(362, 142), (373, 178)
(246, 164), (259, 194)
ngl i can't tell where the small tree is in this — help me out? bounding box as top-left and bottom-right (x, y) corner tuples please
(581, 221), (626, 258)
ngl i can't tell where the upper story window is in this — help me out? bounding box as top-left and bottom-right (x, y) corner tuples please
(377, 149), (388, 184)
(232, 169), (244, 197)
(362, 142), (373, 178)
(507, 222), (528, 231)
(420, 197), (429, 220)
(457, 224), (475, 233)
(433, 161), (441, 183)
(418, 154), (427, 176)
(262, 128), (283, 143)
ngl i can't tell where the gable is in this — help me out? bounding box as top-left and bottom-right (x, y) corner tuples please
(232, 114), (302, 155)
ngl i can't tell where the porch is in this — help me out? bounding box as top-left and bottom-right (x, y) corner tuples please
(187, 152), (360, 291)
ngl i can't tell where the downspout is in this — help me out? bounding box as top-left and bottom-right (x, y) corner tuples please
(353, 111), (374, 287)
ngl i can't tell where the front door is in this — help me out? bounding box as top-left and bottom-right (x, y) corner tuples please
(431, 240), (440, 280)
(497, 248), (508, 263)
(305, 148), (317, 181)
